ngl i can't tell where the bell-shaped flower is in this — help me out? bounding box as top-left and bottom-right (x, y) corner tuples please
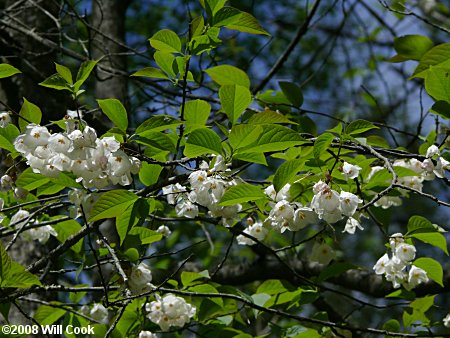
(339, 191), (362, 216)
(128, 262), (153, 294)
(48, 133), (70, 153)
(342, 162), (361, 180)
(237, 222), (267, 246)
(343, 217), (363, 234)
(175, 199), (199, 218)
(310, 242), (335, 265)
(404, 265), (428, 290)
(291, 207), (316, 231)
(0, 112), (11, 128)
(10, 209), (30, 227)
(426, 144), (440, 158)
(395, 243), (416, 262)
(23, 224), (57, 244)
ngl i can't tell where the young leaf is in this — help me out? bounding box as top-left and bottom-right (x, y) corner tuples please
(390, 35), (434, 62)
(0, 64), (21, 78)
(345, 120), (378, 135)
(430, 100), (450, 120)
(273, 159), (304, 192)
(313, 132), (334, 160)
(139, 163), (163, 186)
(225, 12), (270, 36)
(219, 84), (252, 124)
(18, 98), (42, 132)
(413, 257), (443, 287)
(131, 67), (169, 80)
(53, 219), (84, 254)
(184, 128), (223, 157)
(39, 74), (71, 91)
(205, 65), (250, 88)
(89, 190), (138, 222)
(74, 60), (98, 91)
(55, 63), (73, 84)
(238, 124), (305, 153)
(34, 305), (66, 326)
(97, 98), (128, 131)
(247, 110), (295, 124)
(184, 99), (211, 125)
(424, 66), (450, 102)
(205, 0), (227, 17)
(149, 29), (182, 53)
(279, 81), (303, 107)
(412, 42), (450, 78)
(228, 124), (263, 150)
(219, 184), (266, 206)
(154, 51), (176, 77)
(128, 227), (163, 245)
(190, 16), (205, 39)
(410, 232), (448, 255)
(407, 215), (434, 233)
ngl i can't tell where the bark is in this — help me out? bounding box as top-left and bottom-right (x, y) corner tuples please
(91, 0), (130, 106)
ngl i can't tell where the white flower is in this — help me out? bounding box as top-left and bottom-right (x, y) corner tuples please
(162, 183), (186, 205)
(343, 217), (364, 234)
(426, 144), (440, 158)
(10, 209), (30, 227)
(48, 133), (70, 153)
(339, 191), (362, 217)
(157, 225), (171, 237)
(374, 196), (402, 209)
(434, 157), (450, 178)
(14, 187), (28, 200)
(312, 180), (328, 194)
(212, 155), (227, 172)
(342, 162), (361, 180)
(310, 242), (335, 265)
(264, 184), (291, 202)
(139, 331), (157, 338)
(311, 185), (340, 216)
(128, 263), (153, 294)
(23, 224), (57, 244)
(389, 233), (404, 248)
(188, 170), (208, 188)
(0, 175), (13, 191)
(404, 265), (428, 290)
(146, 294), (196, 331)
(395, 243), (416, 262)
(0, 112), (11, 128)
(373, 253), (391, 275)
(291, 207), (316, 231)
(90, 303), (108, 324)
(175, 199), (199, 218)
(237, 222), (267, 245)
(443, 313), (450, 328)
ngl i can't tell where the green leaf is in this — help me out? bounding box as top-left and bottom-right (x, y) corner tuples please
(219, 183), (266, 206)
(382, 319), (401, 332)
(184, 99), (211, 126)
(279, 81), (303, 107)
(131, 67), (169, 80)
(247, 110), (295, 124)
(149, 29), (182, 53)
(430, 100), (450, 120)
(135, 132), (175, 152)
(19, 98), (42, 132)
(190, 16), (205, 39)
(233, 152), (267, 165)
(313, 133), (334, 160)
(205, 65), (250, 88)
(74, 60), (98, 91)
(412, 43), (450, 78)
(403, 295), (435, 328)
(53, 219), (84, 253)
(128, 227), (163, 245)
(205, 0), (227, 17)
(0, 302), (10, 321)
(97, 98), (128, 131)
(139, 162), (163, 186)
(390, 35), (434, 62)
(219, 84), (252, 124)
(0, 134), (15, 152)
(229, 124), (263, 150)
(181, 270), (210, 287)
(411, 232), (448, 255)
(154, 51), (176, 78)
(16, 168), (50, 190)
(184, 128), (223, 157)
(34, 305), (66, 325)
(346, 119), (378, 135)
(89, 190), (138, 222)
(413, 257), (443, 287)
(213, 6), (242, 27)
(39, 74), (71, 91)
(407, 215), (434, 233)
(2, 262), (42, 288)
(273, 159), (304, 192)
(238, 124), (305, 153)
(225, 11), (270, 36)
(0, 63), (21, 78)
(55, 63), (73, 84)
(116, 198), (149, 245)
(0, 242), (11, 282)
(425, 66), (450, 102)
(135, 115), (181, 134)
(256, 279), (288, 295)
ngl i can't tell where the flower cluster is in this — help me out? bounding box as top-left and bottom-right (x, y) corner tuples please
(163, 156), (241, 225)
(311, 180), (363, 234)
(128, 262), (153, 294)
(145, 294), (196, 331)
(236, 218), (267, 246)
(13, 121), (140, 189)
(68, 189), (99, 219)
(373, 233), (428, 290)
(368, 145), (449, 209)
